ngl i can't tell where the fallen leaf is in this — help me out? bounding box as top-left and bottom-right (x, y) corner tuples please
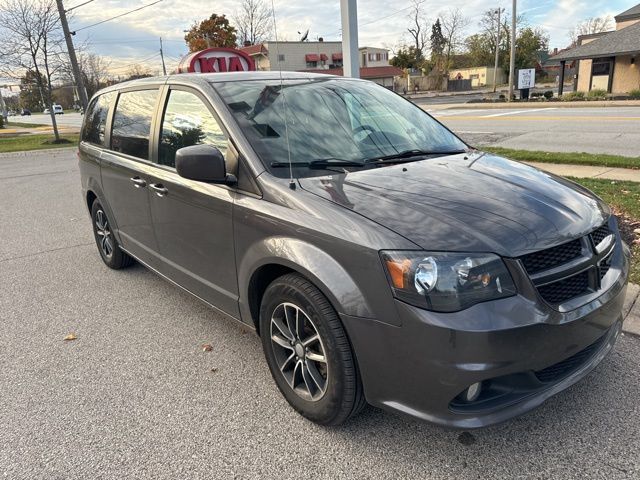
(63, 333), (77, 341)
(202, 344), (213, 352)
(210, 367), (218, 373)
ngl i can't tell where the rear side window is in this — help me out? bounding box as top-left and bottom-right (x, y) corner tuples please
(158, 90), (227, 168)
(111, 89), (158, 160)
(82, 92), (115, 146)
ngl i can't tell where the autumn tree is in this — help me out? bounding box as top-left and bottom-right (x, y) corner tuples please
(184, 14), (238, 52)
(569, 16), (613, 46)
(234, 0), (272, 46)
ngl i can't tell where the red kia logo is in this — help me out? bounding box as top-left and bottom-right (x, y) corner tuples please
(178, 47), (256, 74)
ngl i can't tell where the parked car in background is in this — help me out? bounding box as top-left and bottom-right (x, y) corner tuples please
(20, 108), (31, 116)
(79, 72), (630, 428)
(44, 104), (64, 115)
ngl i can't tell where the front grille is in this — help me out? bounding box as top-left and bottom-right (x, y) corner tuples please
(591, 224), (611, 247)
(518, 222), (617, 307)
(537, 270), (590, 304)
(520, 239), (583, 275)
(535, 333), (606, 383)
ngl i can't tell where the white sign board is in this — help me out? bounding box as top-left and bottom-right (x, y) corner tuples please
(518, 68), (536, 89)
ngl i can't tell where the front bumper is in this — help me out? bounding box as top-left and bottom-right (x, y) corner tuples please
(341, 245), (630, 429)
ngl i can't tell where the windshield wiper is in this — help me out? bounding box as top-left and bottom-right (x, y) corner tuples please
(366, 149), (468, 164)
(270, 159), (366, 170)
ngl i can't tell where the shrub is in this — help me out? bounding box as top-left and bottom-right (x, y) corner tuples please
(561, 91), (585, 101)
(0, 114), (4, 129)
(630, 89), (640, 100)
(587, 89), (607, 101)
(544, 90), (554, 100)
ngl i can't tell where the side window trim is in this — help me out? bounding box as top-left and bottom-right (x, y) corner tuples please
(109, 87), (162, 162)
(103, 91), (118, 149)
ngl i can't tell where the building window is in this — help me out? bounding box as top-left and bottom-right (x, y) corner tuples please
(592, 60), (611, 76)
(306, 61), (318, 68)
(277, 54), (285, 62)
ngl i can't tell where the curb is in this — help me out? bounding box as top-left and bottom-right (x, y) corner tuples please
(0, 146), (77, 158)
(623, 284), (640, 337)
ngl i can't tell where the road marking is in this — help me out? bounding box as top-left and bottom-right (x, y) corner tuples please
(482, 108), (557, 118)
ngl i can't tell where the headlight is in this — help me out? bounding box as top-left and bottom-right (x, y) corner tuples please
(381, 251), (516, 312)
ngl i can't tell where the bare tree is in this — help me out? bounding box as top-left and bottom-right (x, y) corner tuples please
(440, 8), (469, 72)
(0, 0), (65, 141)
(569, 17), (614, 46)
(234, 0), (272, 46)
(407, 0), (429, 60)
(80, 52), (110, 98)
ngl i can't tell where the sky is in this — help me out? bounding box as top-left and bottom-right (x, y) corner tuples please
(66, 0), (633, 77)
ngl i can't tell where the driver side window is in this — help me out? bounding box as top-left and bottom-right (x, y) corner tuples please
(158, 90), (227, 168)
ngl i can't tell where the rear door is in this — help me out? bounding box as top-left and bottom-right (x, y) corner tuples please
(146, 86), (239, 316)
(100, 88), (162, 267)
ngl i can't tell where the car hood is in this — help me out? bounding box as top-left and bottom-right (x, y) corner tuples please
(298, 153), (609, 257)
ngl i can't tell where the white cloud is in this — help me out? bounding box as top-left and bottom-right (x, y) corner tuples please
(68, 0), (630, 75)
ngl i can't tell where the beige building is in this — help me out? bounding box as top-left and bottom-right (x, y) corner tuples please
(448, 67), (506, 88)
(551, 3), (640, 94)
(240, 41), (402, 89)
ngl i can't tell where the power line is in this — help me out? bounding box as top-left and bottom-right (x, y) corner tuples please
(66, 0), (95, 13)
(72, 0), (164, 34)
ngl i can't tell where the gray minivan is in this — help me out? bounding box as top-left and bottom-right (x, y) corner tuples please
(79, 72), (630, 428)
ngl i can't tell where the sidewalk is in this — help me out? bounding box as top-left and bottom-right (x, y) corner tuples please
(524, 162), (640, 182)
(428, 99), (640, 110)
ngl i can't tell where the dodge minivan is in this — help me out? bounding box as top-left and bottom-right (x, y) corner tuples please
(79, 72), (630, 428)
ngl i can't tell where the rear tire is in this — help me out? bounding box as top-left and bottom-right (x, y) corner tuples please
(260, 273), (366, 425)
(90, 199), (134, 270)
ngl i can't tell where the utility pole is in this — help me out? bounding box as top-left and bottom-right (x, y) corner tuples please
(160, 37), (167, 75)
(508, 0), (517, 102)
(340, 0), (360, 78)
(492, 8), (501, 93)
(56, 0), (89, 110)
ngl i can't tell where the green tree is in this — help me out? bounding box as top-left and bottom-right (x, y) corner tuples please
(515, 27), (549, 70)
(184, 14), (238, 52)
(390, 46), (422, 70)
(430, 19), (446, 71)
(20, 70), (48, 111)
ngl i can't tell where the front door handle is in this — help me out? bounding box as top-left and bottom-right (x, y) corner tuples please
(130, 177), (147, 188)
(149, 183), (168, 197)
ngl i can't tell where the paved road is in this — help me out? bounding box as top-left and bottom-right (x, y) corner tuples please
(12, 105), (640, 160)
(10, 112), (84, 128)
(2, 150), (640, 479)
(429, 106), (640, 158)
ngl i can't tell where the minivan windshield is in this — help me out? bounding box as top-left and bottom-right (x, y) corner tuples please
(212, 78), (467, 178)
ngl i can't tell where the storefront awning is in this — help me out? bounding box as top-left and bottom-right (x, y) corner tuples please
(305, 54), (319, 62)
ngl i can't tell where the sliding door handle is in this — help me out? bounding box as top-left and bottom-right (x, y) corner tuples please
(149, 183), (168, 197)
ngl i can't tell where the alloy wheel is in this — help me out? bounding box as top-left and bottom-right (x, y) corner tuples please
(95, 209), (114, 258)
(269, 302), (329, 401)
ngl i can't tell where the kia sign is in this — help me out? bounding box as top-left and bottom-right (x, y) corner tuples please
(178, 47), (255, 74)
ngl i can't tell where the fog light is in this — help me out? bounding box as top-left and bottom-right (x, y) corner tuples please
(465, 382), (482, 402)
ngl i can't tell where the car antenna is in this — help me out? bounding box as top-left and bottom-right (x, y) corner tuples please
(270, 0), (295, 190)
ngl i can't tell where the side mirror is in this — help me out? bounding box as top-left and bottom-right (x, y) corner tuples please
(175, 145), (236, 184)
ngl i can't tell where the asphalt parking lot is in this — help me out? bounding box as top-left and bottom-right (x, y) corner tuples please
(1, 149), (640, 479)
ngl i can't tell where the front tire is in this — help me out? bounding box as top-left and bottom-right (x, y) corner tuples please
(90, 199), (134, 270)
(260, 273), (365, 425)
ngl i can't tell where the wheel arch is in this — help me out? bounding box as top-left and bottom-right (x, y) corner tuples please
(239, 237), (375, 335)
